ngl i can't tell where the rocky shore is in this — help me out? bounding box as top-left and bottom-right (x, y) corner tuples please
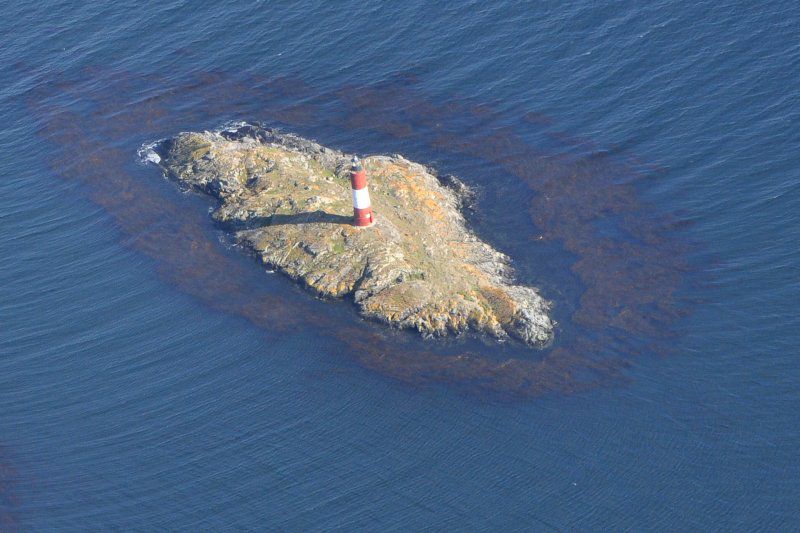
(150, 123), (553, 346)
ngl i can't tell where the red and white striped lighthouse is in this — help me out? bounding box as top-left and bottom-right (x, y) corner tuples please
(350, 156), (375, 227)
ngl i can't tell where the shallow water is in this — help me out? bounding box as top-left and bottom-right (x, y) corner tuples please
(2, 1), (798, 530)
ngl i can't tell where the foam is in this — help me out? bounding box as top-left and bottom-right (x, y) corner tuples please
(137, 139), (164, 165)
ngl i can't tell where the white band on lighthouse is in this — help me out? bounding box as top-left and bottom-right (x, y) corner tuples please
(352, 187), (371, 209)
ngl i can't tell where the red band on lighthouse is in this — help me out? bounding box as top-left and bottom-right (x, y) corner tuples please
(350, 156), (374, 227)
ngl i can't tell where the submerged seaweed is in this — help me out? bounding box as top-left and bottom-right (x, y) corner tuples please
(27, 66), (692, 398)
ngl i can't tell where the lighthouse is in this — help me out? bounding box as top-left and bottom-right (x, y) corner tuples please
(350, 156), (375, 227)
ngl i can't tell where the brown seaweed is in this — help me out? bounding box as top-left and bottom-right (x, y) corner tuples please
(26, 66), (693, 399)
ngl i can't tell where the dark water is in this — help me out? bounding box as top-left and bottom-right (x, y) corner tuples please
(2, 1), (798, 530)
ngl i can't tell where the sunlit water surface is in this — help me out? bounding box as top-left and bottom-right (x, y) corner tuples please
(1, 1), (798, 530)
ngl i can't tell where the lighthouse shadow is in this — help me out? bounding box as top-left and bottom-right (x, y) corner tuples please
(257, 211), (352, 227)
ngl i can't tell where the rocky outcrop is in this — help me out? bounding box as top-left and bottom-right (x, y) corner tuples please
(150, 123), (553, 345)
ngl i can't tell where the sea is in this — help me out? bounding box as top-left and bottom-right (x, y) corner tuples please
(1, 1), (798, 530)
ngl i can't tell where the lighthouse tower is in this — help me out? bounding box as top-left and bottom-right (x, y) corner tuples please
(350, 156), (375, 227)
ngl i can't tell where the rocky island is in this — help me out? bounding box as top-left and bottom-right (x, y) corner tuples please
(150, 123), (553, 346)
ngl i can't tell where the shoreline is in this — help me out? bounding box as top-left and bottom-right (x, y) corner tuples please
(148, 123), (554, 346)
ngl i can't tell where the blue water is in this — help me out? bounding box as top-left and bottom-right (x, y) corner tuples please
(2, 1), (799, 530)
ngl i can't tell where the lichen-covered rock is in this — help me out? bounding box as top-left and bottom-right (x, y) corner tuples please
(151, 123), (553, 345)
